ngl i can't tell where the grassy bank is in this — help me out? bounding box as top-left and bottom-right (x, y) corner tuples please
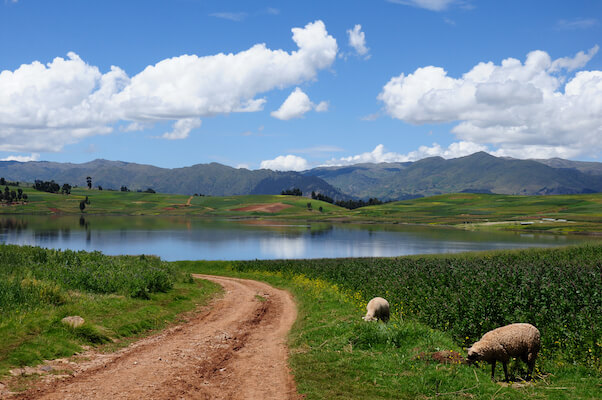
(180, 253), (601, 399)
(0, 244), (221, 381)
(2, 184), (602, 233)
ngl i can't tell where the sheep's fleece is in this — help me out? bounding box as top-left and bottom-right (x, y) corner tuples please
(467, 323), (540, 381)
(362, 297), (390, 322)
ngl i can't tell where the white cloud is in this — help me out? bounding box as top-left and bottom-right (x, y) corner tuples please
(347, 24), (370, 58)
(322, 142), (489, 166)
(0, 20), (337, 153)
(271, 87), (328, 120)
(378, 46), (602, 159)
(120, 122), (147, 132)
(557, 18), (598, 30)
(387, 0), (460, 11)
(260, 155), (310, 171)
(161, 118), (202, 140)
(0, 153), (40, 162)
(550, 45), (599, 72)
(209, 12), (247, 21)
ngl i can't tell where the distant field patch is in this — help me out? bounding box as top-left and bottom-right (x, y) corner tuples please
(232, 203), (292, 213)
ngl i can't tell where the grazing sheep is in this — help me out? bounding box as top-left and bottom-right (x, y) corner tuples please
(467, 323), (540, 381)
(362, 297), (390, 322)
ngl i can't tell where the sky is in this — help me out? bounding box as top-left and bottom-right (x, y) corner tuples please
(0, 0), (601, 170)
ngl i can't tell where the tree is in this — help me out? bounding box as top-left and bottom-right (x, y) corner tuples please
(98, 185), (103, 191)
(17, 188), (23, 201)
(0, 178), (5, 185)
(144, 188), (156, 193)
(85, 196), (90, 205)
(307, 202), (312, 210)
(86, 176), (92, 189)
(79, 201), (85, 212)
(61, 183), (72, 195)
(120, 186), (129, 192)
(22, 194), (28, 202)
(319, 206), (323, 212)
(281, 188), (302, 196)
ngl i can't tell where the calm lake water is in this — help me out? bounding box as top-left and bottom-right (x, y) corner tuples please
(0, 215), (595, 261)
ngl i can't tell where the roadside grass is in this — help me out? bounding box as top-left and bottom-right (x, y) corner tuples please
(0, 245), (222, 380)
(178, 257), (601, 400)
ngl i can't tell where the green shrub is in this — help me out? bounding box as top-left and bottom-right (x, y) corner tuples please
(235, 245), (602, 369)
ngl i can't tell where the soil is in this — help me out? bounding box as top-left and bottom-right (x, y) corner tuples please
(6, 275), (298, 400)
(232, 203), (292, 213)
(415, 350), (466, 365)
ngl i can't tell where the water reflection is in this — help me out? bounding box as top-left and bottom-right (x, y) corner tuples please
(0, 215), (596, 261)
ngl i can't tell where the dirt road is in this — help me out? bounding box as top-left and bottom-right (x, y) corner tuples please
(11, 275), (298, 400)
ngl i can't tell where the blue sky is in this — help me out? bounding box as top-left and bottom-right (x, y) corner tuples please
(0, 0), (600, 169)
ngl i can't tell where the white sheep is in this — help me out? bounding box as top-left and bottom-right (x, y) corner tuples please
(362, 297), (390, 322)
(466, 323), (540, 381)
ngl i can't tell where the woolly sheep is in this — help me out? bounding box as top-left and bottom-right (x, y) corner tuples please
(362, 297), (390, 322)
(467, 323), (540, 381)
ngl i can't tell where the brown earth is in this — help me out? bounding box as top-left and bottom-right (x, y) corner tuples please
(414, 350), (466, 365)
(232, 203), (292, 213)
(7, 275), (298, 400)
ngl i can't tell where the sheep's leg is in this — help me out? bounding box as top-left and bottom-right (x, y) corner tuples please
(526, 353), (536, 381)
(502, 362), (509, 382)
(490, 360), (496, 381)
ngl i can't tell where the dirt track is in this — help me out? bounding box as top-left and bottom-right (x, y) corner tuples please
(10, 275), (298, 400)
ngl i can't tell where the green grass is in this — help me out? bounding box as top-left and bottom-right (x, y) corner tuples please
(233, 246), (602, 370)
(179, 259), (601, 399)
(0, 185), (344, 218)
(352, 193), (602, 233)
(0, 245), (222, 378)
(2, 184), (602, 233)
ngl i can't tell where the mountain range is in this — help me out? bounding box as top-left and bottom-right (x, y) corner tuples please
(1, 152), (601, 200)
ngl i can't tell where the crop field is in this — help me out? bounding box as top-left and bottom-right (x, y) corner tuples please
(0, 184), (343, 218)
(353, 193), (602, 233)
(234, 245), (602, 371)
(2, 184), (602, 233)
(0, 244), (220, 377)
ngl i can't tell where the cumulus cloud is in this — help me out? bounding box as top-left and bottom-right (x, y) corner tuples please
(0, 153), (40, 162)
(271, 88), (328, 120)
(387, 0), (460, 11)
(550, 45), (599, 72)
(322, 142), (487, 166)
(378, 46), (602, 159)
(347, 24), (370, 58)
(260, 155), (310, 171)
(161, 118), (202, 140)
(0, 20), (337, 153)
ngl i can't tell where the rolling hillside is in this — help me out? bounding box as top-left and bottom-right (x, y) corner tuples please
(0, 159), (347, 200)
(1, 152), (601, 201)
(306, 152), (602, 199)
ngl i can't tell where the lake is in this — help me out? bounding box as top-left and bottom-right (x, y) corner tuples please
(0, 215), (595, 261)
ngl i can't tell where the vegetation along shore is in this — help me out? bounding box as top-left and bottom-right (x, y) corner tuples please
(1, 181), (602, 234)
(1, 243), (600, 398)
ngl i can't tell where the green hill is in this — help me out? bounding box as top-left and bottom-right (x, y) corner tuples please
(0, 160), (346, 200)
(306, 152), (602, 199)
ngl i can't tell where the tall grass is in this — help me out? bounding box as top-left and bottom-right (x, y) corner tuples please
(234, 245), (602, 369)
(0, 244), (178, 316)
